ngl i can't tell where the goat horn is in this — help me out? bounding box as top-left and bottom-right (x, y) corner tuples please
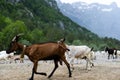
(12, 36), (17, 41)
(12, 33), (24, 42)
(17, 33), (24, 37)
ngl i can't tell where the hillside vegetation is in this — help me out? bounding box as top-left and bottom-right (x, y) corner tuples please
(0, 0), (120, 51)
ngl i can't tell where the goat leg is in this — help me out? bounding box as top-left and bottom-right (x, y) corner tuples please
(61, 57), (72, 77)
(108, 54), (110, 59)
(29, 61), (47, 80)
(112, 54), (114, 59)
(29, 69), (47, 80)
(29, 68), (34, 80)
(35, 72), (47, 76)
(48, 60), (58, 78)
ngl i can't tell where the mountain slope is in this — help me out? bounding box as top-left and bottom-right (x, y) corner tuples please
(56, 0), (120, 40)
(0, 0), (120, 50)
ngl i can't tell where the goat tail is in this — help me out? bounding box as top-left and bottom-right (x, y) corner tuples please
(90, 47), (94, 51)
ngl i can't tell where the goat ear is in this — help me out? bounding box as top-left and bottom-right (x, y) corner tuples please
(60, 38), (65, 43)
(12, 36), (17, 42)
(63, 38), (65, 42)
(17, 33), (24, 36)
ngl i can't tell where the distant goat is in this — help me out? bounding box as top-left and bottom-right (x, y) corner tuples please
(0, 51), (15, 63)
(116, 50), (120, 58)
(105, 47), (117, 59)
(13, 55), (24, 63)
(66, 45), (95, 70)
(113, 49), (120, 59)
(6, 34), (71, 80)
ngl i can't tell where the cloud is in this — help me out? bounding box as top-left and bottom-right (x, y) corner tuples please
(60, 0), (120, 7)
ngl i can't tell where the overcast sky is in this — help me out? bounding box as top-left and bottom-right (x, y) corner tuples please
(60, 0), (120, 7)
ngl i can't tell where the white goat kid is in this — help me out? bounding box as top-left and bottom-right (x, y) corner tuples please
(66, 45), (95, 70)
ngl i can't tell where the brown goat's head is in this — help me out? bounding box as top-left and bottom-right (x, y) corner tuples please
(6, 33), (23, 54)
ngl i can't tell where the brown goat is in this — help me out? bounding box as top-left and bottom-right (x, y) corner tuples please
(6, 34), (72, 80)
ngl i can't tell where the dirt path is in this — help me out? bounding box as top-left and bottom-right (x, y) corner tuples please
(0, 59), (120, 80)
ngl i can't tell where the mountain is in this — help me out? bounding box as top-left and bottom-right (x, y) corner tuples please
(0, 0), (99, 49)
(56, 0), (120, 40)
(0, 0), (120, 50)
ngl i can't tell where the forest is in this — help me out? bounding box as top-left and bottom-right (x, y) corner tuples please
(0, 0), (120, 51)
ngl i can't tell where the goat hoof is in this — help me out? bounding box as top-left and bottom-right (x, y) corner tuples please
(69, 75), (72, 77)
(48, 75), (52, 78)
(29, 78), (33, 80)
(48, 76), (51, 78)
(43, 73), (47, 76)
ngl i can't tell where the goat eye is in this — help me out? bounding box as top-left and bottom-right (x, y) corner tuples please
(11, 43), (13, 45)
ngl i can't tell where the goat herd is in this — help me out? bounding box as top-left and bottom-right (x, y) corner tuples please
(0, 34), (120, 80)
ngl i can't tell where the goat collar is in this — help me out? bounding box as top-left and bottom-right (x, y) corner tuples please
(23, 45), (26, 50)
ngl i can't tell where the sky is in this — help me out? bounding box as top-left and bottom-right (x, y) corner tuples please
(60, 0), (120, 7)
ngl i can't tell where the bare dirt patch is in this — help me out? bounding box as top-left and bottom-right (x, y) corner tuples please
(0, 58), (120, 80)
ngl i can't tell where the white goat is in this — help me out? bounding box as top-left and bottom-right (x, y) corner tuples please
(13, 55), (22, 63)
(13, 55), (29, 63)
(116, 50), (120, 58)
(0, 51), (15, 63)
(66, 45), (95, 70)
